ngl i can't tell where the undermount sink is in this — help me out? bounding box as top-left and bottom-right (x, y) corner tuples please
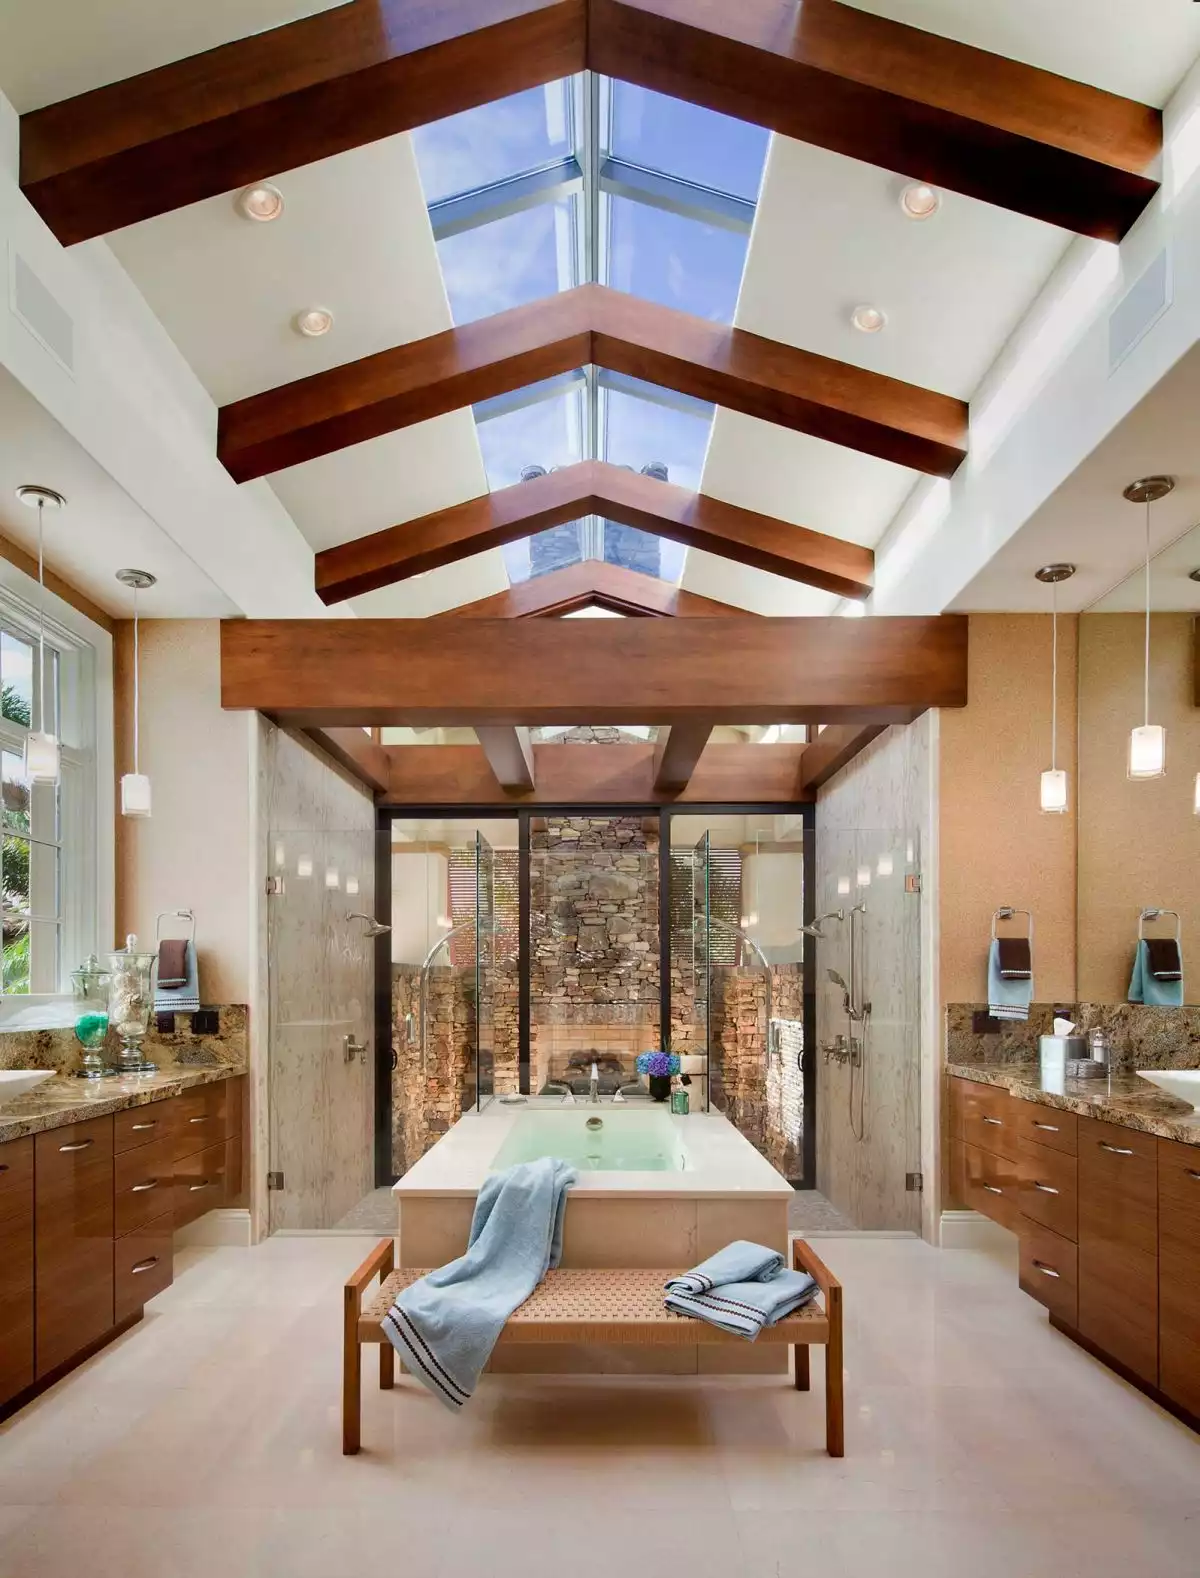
(1136, 1069), (1200, 1110)
(0, 1069), (55, 1101)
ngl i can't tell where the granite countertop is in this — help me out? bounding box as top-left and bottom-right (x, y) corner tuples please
(0, 1062), (243, 1145)
(947, 1060), (1200, 1147)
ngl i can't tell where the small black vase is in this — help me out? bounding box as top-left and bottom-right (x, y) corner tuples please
(648, 1075), (671, 1102)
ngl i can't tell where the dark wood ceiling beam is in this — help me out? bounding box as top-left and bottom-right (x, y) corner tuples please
(220, 614), (968, 726)
(588, 0), (1159, 241)
(305, 726), (392, 793)
(475, 726), (536, 792)
(219, 285), (966, 484)
(798, 723), (885, 791)
(21, 0), (586, 244)
(445, 561), (752, 618)
(313, 460), (874, 604)
(652, 723), (714, 793)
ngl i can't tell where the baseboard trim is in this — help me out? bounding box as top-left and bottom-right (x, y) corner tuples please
(939, 1209), (1013, 1250)
(791, 1229), (919, 1240)
(175, 1208), (252, 1248)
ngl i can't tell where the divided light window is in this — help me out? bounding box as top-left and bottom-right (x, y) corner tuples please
(0, 623), (61, 995)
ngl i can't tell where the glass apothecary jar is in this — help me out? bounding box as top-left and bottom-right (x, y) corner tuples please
(70, 954), (112, 1079)
(107, 936), (157, 1074)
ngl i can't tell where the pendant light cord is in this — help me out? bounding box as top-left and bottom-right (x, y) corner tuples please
(1050, 582), (1058, 773)
(132, 584), (140, 776)
(1143, 497), (1151, 728)
(36, 498), (48, 738)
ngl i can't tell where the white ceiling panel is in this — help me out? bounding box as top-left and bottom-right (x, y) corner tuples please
(0, 1), (348, 112)
(350, 548), (509, 619)
(108, 132), (450, 403)
(845, 0), (1200, 106)
(680, 550), (837, 616)
(0, 368), (236, 617)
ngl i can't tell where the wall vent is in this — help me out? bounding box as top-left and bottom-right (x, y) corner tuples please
(1109, 248), (1171, 373)
(9, 249), (75, 375)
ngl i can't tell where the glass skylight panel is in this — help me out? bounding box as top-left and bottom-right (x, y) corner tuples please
(437, 199), (575, 324)
(609, 82), (770, 204)
(477, 386), (584, 491)
(606, 197), (749, 324)
(412, 82), (572, 205)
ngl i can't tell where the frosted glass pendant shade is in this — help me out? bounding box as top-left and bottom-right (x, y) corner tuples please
(120, 772), (152, 818)
(1040, 769), (1068, 813)
(23, 730), (59, 784)
(1194, 772), (1200, 816)
(1128, 724), (1166, 779)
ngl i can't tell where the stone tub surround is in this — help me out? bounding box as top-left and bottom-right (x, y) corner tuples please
(0, 1003), (248, 1078)
(947, 1002), (1200, 1073)
(0, 1060), (245, 1145)
(945, 1061), (1200, 1147)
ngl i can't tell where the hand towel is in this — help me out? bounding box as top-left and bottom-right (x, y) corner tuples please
(1145, 938), (1183, 981)
(153, 939), (200, 1013)
(156, 937), (188, 988)
(995, 937), (1032, 979)
(664, 1240), (784, 1297)
(1128, 940), (1183, 1008)
(665, 1268), (819, 1340)
(988, 938), (1032, 1021)
(382, 1157), (575, 1411)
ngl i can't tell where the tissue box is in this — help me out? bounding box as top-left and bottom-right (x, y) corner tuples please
(1039, 1034), (1085, 1093)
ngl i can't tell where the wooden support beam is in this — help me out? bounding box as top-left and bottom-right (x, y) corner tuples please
(305, 726), (392, 794)
(315, 460), (874, 605)
(221, 286), (966, 484)
(383, 742), (811, 805)
(475, 725), (536, 792)
(20, 0), (586, 245)
(652, 723), (713, 793)
(588, 0), (1159, 242)
(797, 723), (886, 791)
(445, 560), (751, 618)
(220, 614), (967, 727)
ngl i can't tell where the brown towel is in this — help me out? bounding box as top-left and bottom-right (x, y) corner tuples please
(157, 938), (188, 987)
(1145, 938), (1182, 981)
(996, 937), (1032, 979)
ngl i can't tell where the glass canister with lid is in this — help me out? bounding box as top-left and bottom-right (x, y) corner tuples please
(70, 954), (112, 1079)
(107, 935), (158, 1074)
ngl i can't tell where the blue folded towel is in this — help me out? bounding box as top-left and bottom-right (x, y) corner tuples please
(382, 1158), (575, 1410)
(665, 1269), (819, 1339)
(987, 939), (1032, 1021)
(664, 1240), (784, 1296)
(154, 939), (200, 1013)
(1128, 940), (1183, 1008)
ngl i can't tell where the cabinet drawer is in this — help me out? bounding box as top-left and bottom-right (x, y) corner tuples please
(115, 1133), (176, 1238)
(0, 1135), (33, 1220)
(1019, 1220), (1077, 1327)
(951, 1138), (1019, 1231)
(174, 1138), (228, 1228)
(1078, 1117), (1157, 1258)
(1159, 1137), (1200, 1419)
(174, 1084), (228, 1162)
(115, 1211), (173, 1324)
(0, 1196), (34, 1407)
(1017, 1137), (1078, 1242)
(1015, 1102), (1077, 1156)
(114, 1099), (177, 1155)
(35, 1115), (114, 1378)
(949, 1078), (1019, 1162)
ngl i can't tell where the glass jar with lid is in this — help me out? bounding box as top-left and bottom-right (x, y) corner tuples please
(107, 936), (157, 1074)
(70, 954), (112, 1079)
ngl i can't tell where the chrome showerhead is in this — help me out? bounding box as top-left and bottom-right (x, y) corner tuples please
(348, 912), (390, 938)
(800, 909), (844, 938)
(826, 968), (849, 992)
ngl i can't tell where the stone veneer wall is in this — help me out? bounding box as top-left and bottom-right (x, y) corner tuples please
(710, 967), (804, 1179)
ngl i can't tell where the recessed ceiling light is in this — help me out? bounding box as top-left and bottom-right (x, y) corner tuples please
(294, 307), (334, 338)
(900, 182), (940, 220)
(235, 183), (284, 222)
(850, 304), (887, 334)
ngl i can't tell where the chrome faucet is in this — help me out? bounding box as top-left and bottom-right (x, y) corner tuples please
(544, 1080), (576, 1105)
(589, 1061), (601, 1104)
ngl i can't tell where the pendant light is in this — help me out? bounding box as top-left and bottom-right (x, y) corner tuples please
(15, 486), (66, 785)
(116, 568), (157, 818)
(1035, 563), (1075, 813)
(1123, 476), (1174, 779)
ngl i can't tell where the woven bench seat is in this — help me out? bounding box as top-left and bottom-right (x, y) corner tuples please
(344, 1239), (843, 1457)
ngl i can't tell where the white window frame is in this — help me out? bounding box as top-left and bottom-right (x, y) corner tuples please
(0, 553), (112, 1028)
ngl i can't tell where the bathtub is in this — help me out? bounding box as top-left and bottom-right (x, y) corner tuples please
(490, 1108), (690, 1173)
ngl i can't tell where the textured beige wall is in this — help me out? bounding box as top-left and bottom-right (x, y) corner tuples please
(115, 619), (252, 1003)
(940, 614), (1078, 1007)
(1077, 614), (1199, 1003)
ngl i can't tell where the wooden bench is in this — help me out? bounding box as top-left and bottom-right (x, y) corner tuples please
(343, 1238), (844, 1457)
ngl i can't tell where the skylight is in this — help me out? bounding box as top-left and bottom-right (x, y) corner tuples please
(410, 77), (770, 587)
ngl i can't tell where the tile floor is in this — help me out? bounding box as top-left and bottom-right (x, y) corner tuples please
(2, 1233), (1198, 1576)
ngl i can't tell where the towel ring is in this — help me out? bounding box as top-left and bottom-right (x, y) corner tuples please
(1138, 908), (1181, 943)
(991, 907), (1034, 946)
(155, 909), (196, 945)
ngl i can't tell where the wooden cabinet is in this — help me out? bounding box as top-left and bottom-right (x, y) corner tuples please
(115, 1133), (177, 1237)
(1159, 1137), (1200, 1420)
(949, 1077), (1019, 1163)
(1018, 1220), (1077, 1327)
(115, 1212), (174, 1324)
(114, 1101), (177, 1155)
(1017, 1136), (1077, 1242)
(0, 1136), (34, 1408)
(950, 1136), (1019, 1230)
(173, 1082), (228, 1162)
(1014, 1103), (1076, 1156)
(34, 1115), (114, 1379)
(174, 1138), (230, 1229)
(1077, 1116), (1158, 1386)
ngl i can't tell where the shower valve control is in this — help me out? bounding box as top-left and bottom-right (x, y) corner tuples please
(343, 1034), (368, 1064)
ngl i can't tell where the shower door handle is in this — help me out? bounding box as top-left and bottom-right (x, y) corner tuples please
(343, 1034), (368, 1064)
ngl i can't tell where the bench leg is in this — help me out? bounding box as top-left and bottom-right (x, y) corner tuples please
(825, 1289), (844, 1458)
(343, 1284), (362, 1455)
(793, 1344), (810, 1391)
(380, 1338), (395, 1391)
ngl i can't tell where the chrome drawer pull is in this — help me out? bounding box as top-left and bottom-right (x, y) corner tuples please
(131, 1180), (159, 1193)
(1099, 1142), (1135, 1156)
(983, 1184), (1004, 1194)
(130, 1121), (156, 1131)
(58, 1139), (94, 1153)
(188, 1180), (213, 1191)
(1033, 1182), (1060, 1195)
(1033, 1122), (1060, 1133)
(0, 1164), (7, 1173)
(188, 1116), (209, 1124)
(982, 1116), (1003, 1126)
(1188, 1169), (1200, 1181)
(130, 1257), (160, 1274)
(1033, 1261), (1061, 1279)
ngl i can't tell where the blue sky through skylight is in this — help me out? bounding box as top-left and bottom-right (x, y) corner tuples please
(609, 82), (769, 203)
(437, 200), (574, 324)
(412, 84), (571, 204)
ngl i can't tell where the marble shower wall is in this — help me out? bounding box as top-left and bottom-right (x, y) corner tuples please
(815, 719), (934, 1233)
(256, 724), (377, 1231)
